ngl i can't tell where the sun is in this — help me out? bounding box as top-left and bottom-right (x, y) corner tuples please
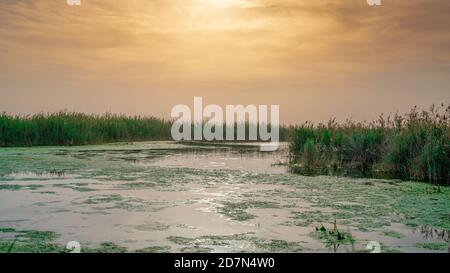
(213, 0), (235, 8)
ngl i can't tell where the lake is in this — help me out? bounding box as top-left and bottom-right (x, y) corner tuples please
(0, 141), (448, 253)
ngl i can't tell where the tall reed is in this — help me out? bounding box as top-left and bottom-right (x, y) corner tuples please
(0, 111), (173, 146)
(289, 105), (450, 186)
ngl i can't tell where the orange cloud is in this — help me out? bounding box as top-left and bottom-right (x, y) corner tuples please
(1, 0), (449, 123)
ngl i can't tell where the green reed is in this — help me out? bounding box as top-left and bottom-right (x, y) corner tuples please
(289, 105), (450, 186)
(0, 111), (172, 146)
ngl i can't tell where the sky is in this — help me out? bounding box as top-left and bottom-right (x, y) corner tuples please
(0, 0), (449, 124)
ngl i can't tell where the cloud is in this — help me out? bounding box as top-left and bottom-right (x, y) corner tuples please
(0, 0), (449, 122)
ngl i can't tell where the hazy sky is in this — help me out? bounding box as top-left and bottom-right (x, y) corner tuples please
(0, 0), (449, 124)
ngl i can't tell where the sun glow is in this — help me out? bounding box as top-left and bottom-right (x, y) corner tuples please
(209, 0), (255, 8)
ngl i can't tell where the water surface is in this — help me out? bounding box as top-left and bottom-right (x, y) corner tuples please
(0, 141), (448, 253)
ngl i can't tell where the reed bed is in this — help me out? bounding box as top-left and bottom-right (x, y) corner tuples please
(0, 111), (172, 146)
(289, 105), (450, 186)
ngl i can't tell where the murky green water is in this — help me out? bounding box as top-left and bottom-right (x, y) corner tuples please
(0, 141), (449, 253)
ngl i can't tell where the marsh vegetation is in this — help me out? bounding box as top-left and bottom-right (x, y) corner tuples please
(3, 105), (448, 187)
(0, 105), (448, 253)
(0, 112), (173, 147)
(289, 105), (450, 186)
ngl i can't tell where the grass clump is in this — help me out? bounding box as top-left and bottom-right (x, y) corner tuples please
(85, 242), (127, 253)
(413, 242), (448, 251)
(218, 201), (279, 221)
(290, 105), (450, 186)
(250, 238), (303, 252)
(382, 230), (405, 239)
(180, 246), (214, 253)
(0, 184), (44, 191)
(313, 223), (355, 251)
(166, 234), (302, 253)
(0, 228), (65, 253)
(135, 246), (171, 253)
